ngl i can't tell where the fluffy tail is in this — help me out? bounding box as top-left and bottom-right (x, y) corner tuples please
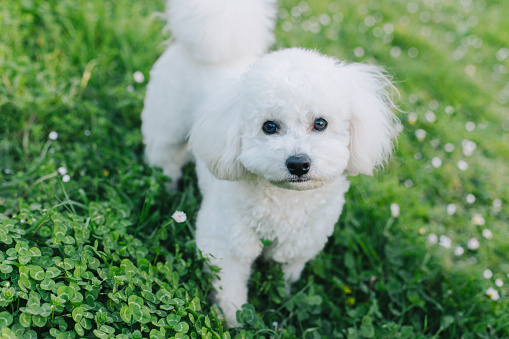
(167, 0), (277, 64)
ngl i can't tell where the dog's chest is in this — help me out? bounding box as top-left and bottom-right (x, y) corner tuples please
(236, 177), (349, 261)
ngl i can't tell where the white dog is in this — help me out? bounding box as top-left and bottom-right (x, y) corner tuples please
(142, 0), (399, 326)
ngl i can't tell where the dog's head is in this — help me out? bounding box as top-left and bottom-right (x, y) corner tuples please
(189, 48), (399, 190)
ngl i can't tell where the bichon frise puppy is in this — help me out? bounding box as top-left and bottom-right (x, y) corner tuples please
(142, 0), (399, 327)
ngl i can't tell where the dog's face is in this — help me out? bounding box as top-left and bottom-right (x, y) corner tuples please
(190, 48), (399, 188)
(237, 86), (352, 190)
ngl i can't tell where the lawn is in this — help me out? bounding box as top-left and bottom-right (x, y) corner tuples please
(0, 0), (507, 338)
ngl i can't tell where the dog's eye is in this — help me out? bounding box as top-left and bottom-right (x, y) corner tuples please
(262, 121), (279, 135)
(313, 118), (328, 131)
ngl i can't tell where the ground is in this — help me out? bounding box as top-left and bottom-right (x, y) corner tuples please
(0, 0), (507, 337)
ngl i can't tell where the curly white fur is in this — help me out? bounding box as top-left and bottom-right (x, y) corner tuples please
(141, 0), (398, 327)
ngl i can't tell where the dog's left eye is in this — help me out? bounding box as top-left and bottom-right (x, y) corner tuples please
(313, 118), (328, 131)
(262, 121), (279, 135)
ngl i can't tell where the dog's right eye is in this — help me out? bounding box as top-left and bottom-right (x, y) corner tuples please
(262, 121), (279, 135)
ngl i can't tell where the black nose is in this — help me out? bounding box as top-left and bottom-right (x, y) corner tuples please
(286, 154), (311, 177)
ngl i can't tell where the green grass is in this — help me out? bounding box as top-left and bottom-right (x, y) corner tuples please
(0, 0), (507, 337)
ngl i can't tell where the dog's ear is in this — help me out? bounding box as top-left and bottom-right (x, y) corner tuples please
(338, 63), (399, 176)
(189, 84), (248, 180)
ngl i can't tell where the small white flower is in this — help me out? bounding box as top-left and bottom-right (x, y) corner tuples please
(84, 130), (91, 136)
(457, 160), (468, 171)
(408, 113), (418, 125)
(467, 238), (480, 250)
(272, 321), (278, 328)
(454, 246), (464, 256)
(415, 129), (426, 141)
(444, 143), (455, 152)
(495, 279), (503, 287)
(446, 204), (457, 215)
(133, 71), (145, 83)
(58, 167), (67, 175)
(390, 203), (400, 217)
(482, 229), (493, 239)
(172, 211), (187, 223)
(431, 157), (442, 168)
(472, 213), (485, 225)
(404, 179), (413, 188)
(439, 235), (452, 248)
(493, 198), (502, 212)
(465, 121), (475, 131)
(49, 131), (58, 140)
(486, 287), (500, 301)
(425, 111), (436, 123)
(62, 175), (71, 183)
(466, 194), (476, 204)
(427, 233), (438, 245)
(461, 139), (476, 156)
(354, 47), (365, 57)
(483, 269), (493, 279)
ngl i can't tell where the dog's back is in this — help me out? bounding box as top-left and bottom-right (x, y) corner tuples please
(141, 0), (277, 185)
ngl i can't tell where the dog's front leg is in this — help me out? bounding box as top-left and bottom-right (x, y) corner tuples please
(282, 259), (309, 295)
(208, 255), (257, 327)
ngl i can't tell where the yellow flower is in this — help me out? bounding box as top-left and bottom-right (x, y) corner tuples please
(346, 297), (356, 306)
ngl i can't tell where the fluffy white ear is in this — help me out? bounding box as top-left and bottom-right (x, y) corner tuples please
(189, 85), (248, 180)
(339, 63), (399, 176)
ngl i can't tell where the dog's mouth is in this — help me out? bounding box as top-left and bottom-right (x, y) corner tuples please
(287, 177), (311, 183)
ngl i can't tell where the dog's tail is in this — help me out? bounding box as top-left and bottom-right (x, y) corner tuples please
(166, 0), (277, 64)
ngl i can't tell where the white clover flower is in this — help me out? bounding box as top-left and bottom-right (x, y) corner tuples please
(390, 203), (400, 217)
(472, 213), (485, 225)
(425, 111), (436, 123)
(431, 157), (442, 168)
(62, 175), (71, 183)
(444, 143), (455, 152)
(427, 233), (438, 245)
(461, 139), (476, 156)
(439, 235), (452, 249)
(49, 131), (58, 140)
(493, 198), (502, 212)
(446, 204), (457, 215)
(58, 167), (67, 175)
(483, 269), (493, 279)
(465, 121), (475, 131)
(415, 129), (426, 141)
(457, 160), (468, 171)
(172, 211), (187, 223)
(482, 229), (493, 239)
(467, 238), (480, 250)
(408, 113), (418, 125)
(495, 279), (503, 287)
(466, 194), (476, 204)
(486, 287), (500, 301)
(133, 71), (145, 83)
(454, 246), (464, 256)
